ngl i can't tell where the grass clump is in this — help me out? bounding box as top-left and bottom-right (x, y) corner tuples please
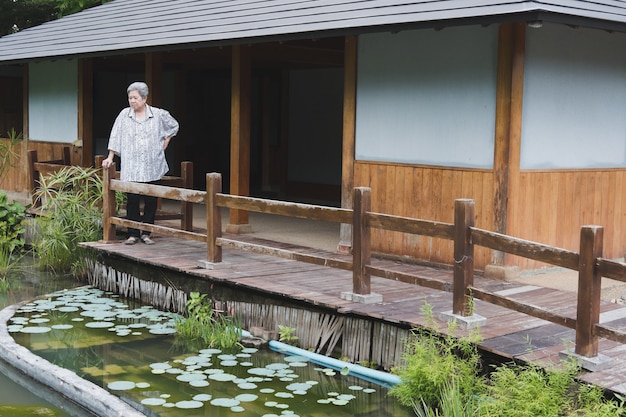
(390, 302), (625, 417)
(390, 303), (484, 414)
(33, 165), (102, 277)
(175, 292), (242, 350)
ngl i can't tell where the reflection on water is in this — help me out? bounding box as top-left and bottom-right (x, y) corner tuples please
(10, 287), (413, 417)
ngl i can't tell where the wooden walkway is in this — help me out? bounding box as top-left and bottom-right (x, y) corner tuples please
(83, 234), (626, 395)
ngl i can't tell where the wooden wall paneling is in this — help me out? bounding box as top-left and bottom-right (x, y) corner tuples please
(389, 164), (403, 253)
(613, 172), (624, 257)
(559, 172), (571, 250)
(370, 164), (383, 250)
(403, 166), (420, 256)
(603, 171), (615, 252)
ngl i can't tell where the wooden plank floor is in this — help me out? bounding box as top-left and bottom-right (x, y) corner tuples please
(83, 234), (626, 395)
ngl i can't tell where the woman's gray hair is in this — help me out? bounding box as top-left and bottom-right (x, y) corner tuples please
(127, 82), (149, 98)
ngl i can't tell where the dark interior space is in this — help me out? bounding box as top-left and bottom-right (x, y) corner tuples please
(91, 38), (344, 206)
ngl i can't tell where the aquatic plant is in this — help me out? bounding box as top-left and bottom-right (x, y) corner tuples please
(175, 292), (242, 349)
(33, 165), (102, 276)
(278, 325), (299, 346)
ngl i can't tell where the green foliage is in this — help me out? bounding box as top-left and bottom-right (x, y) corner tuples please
(175, 292), (242, 350)
(278, 325), (299, 345)
(33, 165), (102, 276)
(0, 0), (111, 35)
(0, 191), (26, 254)
(480, 362), (575, 417)
(56, 0), (109, 17)
(391, 301), (626, 417)
(0, 190), (27, 282)
(390, 327), (483, 410)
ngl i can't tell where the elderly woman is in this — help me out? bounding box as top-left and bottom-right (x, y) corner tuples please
(102, 81), (179, 245)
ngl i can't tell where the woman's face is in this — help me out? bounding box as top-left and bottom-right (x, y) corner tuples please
(128, 90), (147, 111)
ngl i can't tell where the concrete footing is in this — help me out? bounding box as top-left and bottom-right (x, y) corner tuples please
(197, 260), (232, 269)
(225, 223), (253, 234)
(439, 311), (487, 329)
(559, 349), (613, 372)
(484, 264), (520, 281)
(340, 291), (383, 304)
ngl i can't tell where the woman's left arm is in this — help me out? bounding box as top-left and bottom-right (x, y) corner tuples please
(160, 110), (179, 150)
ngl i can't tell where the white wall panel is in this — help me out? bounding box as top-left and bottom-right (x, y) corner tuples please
(355, 26), (498, 168)
(522, 23), (626, 169)
(29, 60), (78, 143)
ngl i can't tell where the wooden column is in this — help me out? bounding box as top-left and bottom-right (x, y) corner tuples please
(575, 225), (603, 357)
(492, 22), (526, 265)
(206, 172), (223, 263)
(20, 64), (29, 193)
(453, 199), (475, 316)
(145, 52), (163, 107)
(227, 45), (252, 232)
(102, 163), (117, 242)
(339, 36), (358, 253)
(352, 186), (371, 295)
(78, 58), (93, 167)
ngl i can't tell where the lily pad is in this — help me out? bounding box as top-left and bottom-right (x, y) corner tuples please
(175, 400), (203, 409)
(107, 380), (136, 390)
(210, 398), (240, 407)
(141, 398), (166, 406)
(20, 326), (51, 333)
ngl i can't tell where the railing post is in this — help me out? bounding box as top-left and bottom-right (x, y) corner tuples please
(181, 161), (194, 231)
(206, 172), (223, 263)
(453, 199), (475, 316)
(352, 186), (371, 295)
(102, 163), (116, 242)
(575, 225), (603, 357)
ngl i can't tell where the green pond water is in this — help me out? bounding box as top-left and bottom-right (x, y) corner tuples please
(8, 286), (413, 417)
(0, 257), (85, 416)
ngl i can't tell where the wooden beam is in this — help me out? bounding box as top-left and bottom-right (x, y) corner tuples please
(339, 35), (357, 252)
(228, 45), (252, 229)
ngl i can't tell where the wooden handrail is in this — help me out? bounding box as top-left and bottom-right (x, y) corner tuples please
(99, 170), (626, 362)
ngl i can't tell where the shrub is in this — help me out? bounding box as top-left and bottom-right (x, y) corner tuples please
(33, 165), (102, 276)
(0, 190), (27, 280)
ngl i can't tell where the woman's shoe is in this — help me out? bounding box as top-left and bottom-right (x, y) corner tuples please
(140, 235), (155, 245)
(124, 236), (138, 245)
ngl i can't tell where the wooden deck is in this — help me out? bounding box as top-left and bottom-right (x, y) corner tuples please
(83, 234), (626, 395)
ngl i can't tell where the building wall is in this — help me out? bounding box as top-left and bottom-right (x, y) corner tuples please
(354, 23), (626, 270)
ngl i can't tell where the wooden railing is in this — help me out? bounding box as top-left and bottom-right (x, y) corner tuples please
(101, 168), (626, 364)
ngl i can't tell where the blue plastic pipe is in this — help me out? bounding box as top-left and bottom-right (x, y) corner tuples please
(268, 339), (401, 388)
